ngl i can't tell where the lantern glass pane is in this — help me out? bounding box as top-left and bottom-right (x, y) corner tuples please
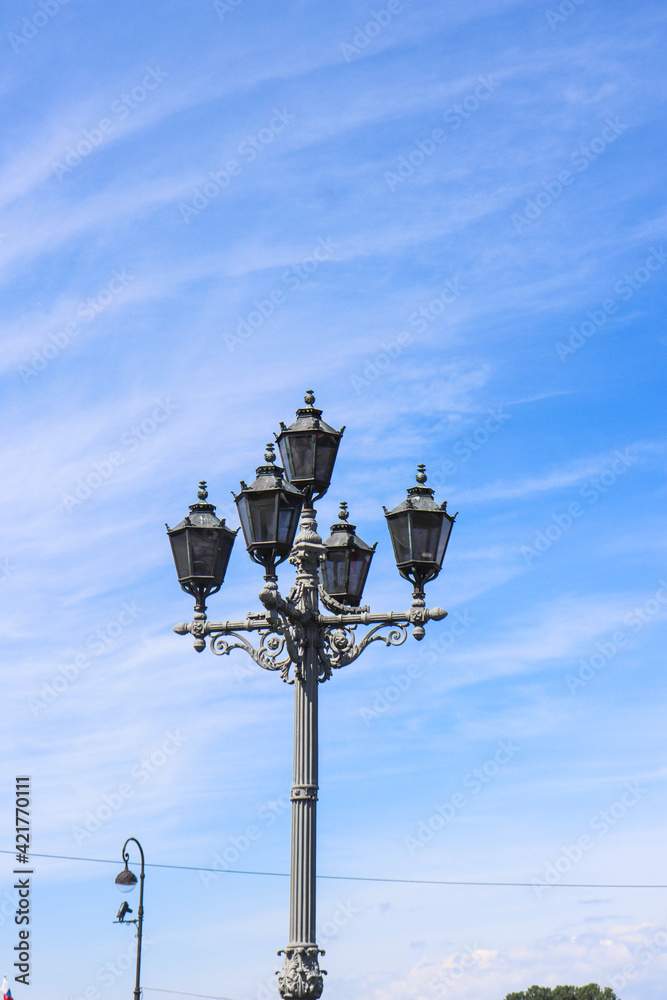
(286, 434), (315, 480)
(436, 517), (453, 565)
(237, 498), (253, 546)
(170, 530), (190, 580)
(215, 533), (234, 582)
(250, 496), (278, 543)
(325, 551), (349, 593)
(347, 549), (368, 597)
(389, 514), (411, 564)
(277, 503), (299, 547)
(189, 528), (220, 578)
(410, 511), (442, 562)
(314, 433), (337, 482)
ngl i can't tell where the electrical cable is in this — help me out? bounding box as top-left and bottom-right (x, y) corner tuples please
(143, 989), (239, 1000)
(0, 849), (664, 889)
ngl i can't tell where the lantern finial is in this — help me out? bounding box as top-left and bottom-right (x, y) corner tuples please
(197, 480), (208, 502)
(304, 389), (315, 406)
(264, 442), (277, 464)
(338, 501), (349, 522)
(416, 464), (427, 485)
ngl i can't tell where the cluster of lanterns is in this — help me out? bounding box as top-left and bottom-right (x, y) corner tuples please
(167, 391), (456, 616)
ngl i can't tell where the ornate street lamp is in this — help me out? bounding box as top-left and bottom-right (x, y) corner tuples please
(384, 464), (456, 639)
(170, 393), (456, 999)
(321, 502), (376, 608)
(233, 443), (304, 579)
(384, 464), (456, 593)
(166, 481), (238, 621)
(113, 838), (145, 1000)
(276, 390), (344, 502)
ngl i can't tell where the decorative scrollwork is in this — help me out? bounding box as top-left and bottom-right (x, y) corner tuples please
(210, 628), (292, 674)
(320, 621), (408, 671)
(207, 616), (305, 683)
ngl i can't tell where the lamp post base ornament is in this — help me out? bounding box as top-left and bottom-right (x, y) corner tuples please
(277, 945), (326, 999)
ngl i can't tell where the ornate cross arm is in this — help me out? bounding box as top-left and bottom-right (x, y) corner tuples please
(174, 607), (304, 677)
(174, 611), (274, 648)
(318, 604), (447, 635)
(317, 603), (448, 674)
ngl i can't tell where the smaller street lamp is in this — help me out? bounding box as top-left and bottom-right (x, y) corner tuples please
(114, 838), (145, 1000)
(233, 442), (304, 580)
(166, 481), (238, 623)
(321, 502), (376, 608)
(276, 390), (344, 502)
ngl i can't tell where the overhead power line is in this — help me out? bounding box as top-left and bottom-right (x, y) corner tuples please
(143, 989), (239, 1000)
(1, 849), (664, 889)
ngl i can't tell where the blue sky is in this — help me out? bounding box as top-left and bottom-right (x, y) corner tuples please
(1, 0), (667, 998)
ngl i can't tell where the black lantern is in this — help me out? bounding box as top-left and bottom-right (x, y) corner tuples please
(322, 502), (376, 608)
(384, 465), (456, 596)
(276, 390), (344, 502)
(166, 482), (238, 615)
(233, 443), (304, 576)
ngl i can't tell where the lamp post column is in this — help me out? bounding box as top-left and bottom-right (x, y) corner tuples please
(135, 850), (145, 1000)
(278, 507), (326, 999)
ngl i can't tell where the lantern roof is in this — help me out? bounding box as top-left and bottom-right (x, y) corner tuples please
(324, 502), (376, 552)
(167, 481), (229, 532)
(278, 389), (343, 439)
(383, 465), (453, 517)
(233, 443), (304, 500)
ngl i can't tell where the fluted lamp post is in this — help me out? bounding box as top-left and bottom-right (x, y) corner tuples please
(168, 392), (457, 999)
